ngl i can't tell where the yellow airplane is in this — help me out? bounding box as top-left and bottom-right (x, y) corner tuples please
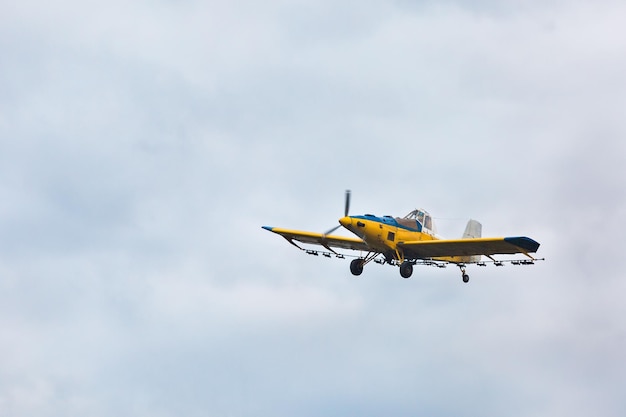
(262, 190), (542, 282)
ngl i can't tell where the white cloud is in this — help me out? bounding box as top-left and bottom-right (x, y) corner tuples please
(1, 0), (626, 416)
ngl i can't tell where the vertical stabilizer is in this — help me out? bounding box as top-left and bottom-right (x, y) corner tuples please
(462, 220), (482, 262)
(462, 219), (482, 239)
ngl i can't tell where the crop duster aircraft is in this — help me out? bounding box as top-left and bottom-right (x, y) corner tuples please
(263, 190), (542, 282)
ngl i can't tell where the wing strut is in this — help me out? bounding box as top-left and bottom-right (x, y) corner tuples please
(283, 236), (304, 250)
(283, 235), (340, 256)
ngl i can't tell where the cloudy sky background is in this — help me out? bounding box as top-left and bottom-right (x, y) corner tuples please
(1, 0), (625, 415)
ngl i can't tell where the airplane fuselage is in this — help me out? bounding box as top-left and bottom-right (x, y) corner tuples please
(339, 214), (437, 260)
(338, 214), (477, 265)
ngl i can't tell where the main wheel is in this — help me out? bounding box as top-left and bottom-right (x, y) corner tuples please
(350, 259), (364, 276)
(462, 274), (470, 283)
(400, 262), (413, 279)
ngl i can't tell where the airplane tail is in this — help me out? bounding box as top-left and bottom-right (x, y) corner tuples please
(462, 219), (482, 263)
(463, 219), (482, 239)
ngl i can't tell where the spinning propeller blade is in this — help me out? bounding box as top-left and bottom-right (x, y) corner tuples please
(323, 224), (342, 236)
(323, 189), (351, 236)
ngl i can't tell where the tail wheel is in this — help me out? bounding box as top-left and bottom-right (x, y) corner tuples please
(399, 262), (413, 279)
(462, 274), (470, 283)
(350, 259), (364, 276)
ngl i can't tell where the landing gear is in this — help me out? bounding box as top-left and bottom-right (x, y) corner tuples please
(459, 265), (469, 283)
(350, 259), (364, 276)
(349, 252), (380, 276)
(399, 261), (413, 279)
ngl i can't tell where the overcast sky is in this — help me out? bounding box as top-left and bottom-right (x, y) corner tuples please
(1, 1), (626, 416)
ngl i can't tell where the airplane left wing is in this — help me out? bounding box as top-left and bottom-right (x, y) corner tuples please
(398, 236), (540, 259)
(262, 226), (370, 252)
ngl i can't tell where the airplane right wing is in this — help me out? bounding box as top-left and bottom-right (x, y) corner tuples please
(262, 226), (371, 252)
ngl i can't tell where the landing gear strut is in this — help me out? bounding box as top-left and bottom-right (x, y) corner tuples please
(459, 265), (470, 283)
(399, 261), (413, 279)
(349, 252), (380, 276)
(350, 259), (364, 276)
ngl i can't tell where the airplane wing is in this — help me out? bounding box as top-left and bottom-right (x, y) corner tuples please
(262, 226), (371, 252)
(398, 236), (540, 259)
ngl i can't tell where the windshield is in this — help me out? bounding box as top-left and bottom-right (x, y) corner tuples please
(403, 209), (434, 232)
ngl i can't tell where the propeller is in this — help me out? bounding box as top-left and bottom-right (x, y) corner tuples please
(323, 189), (351, 236)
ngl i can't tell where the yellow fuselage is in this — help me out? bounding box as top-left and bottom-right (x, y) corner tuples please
(339, 215), (469, 263)
(339, 214), (432, 250)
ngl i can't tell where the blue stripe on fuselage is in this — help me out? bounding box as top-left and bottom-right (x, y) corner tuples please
(351, 215), (421, 232)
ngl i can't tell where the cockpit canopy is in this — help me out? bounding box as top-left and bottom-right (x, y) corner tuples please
(402, 209), (435, 233)
(355, 209), (436, 235)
